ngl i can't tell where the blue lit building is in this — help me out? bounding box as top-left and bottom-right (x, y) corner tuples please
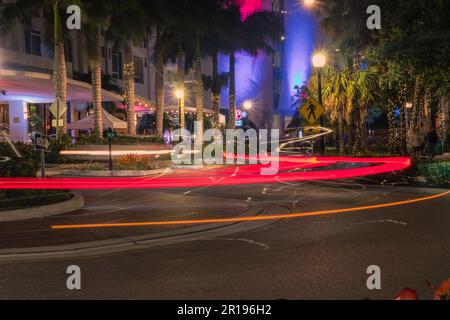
(220, 0), (318, 130)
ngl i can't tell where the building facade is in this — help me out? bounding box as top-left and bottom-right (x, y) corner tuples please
(0, 0), (318, 142)
(0, 0), (214, 142)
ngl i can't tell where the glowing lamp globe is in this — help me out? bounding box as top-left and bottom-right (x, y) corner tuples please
(175, 89), (184, 99)
(312, 53), (327, 68)
(243, 101), (252, 110)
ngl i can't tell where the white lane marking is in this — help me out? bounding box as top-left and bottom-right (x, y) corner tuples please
(275, 176), (298, 186)
(182, 177), (226, 195)
(351, 219), (408, 227)
(98, 168), (171, 198)
(218, 238), (270, 251)
(231, 166), (239, 177)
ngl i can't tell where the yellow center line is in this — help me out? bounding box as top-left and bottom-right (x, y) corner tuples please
(51, 190), (450, 230)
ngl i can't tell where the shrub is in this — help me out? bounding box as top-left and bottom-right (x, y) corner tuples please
(417, 161), (450, 186)
(114, 153), (156, 170)
(0, 143), (71, 210)
(115, 135), (165, 145)
(0, 143), (39, 177)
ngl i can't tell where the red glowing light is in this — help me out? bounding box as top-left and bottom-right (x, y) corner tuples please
(0, 156), (411, 190)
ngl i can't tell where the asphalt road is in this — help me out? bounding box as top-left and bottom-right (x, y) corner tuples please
(0, 180), (449, 300)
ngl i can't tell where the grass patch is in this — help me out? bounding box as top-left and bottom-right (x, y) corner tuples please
(0, 190), (73, 211)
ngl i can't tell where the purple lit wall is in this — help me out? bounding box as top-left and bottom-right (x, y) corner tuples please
(219, 0), (317, 127)
(279, 2), (317, 114)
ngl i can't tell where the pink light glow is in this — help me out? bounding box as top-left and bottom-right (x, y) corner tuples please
(239, 0), (262, 19)
(0, 157), (411, 190)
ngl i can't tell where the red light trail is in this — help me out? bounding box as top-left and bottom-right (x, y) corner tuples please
(0, 156), (411, 190)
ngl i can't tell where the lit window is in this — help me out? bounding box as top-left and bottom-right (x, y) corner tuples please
(25, 30), (41, 56)
(133, 56), (144, 83)
(112, 51), (123, 79)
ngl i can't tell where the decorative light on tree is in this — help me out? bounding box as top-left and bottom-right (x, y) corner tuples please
(123, 62), (136, 135)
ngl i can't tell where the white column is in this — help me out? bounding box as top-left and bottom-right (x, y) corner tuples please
(272, 114), (284, 130)
(8, 100), (29, 143)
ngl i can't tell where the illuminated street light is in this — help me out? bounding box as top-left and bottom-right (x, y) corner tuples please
(243, 100), (252, 110)
(312, 52), (327, 152)
(175, 89), (184, 99)
(405, 102), (413, 144)
(304, 0), (315, 7)
(312, 52), (327, 68)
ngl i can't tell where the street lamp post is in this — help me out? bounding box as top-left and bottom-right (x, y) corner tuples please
(175, 89), (184, 140)
(405, 102), (413, 149)
(312, 52), (326, 152)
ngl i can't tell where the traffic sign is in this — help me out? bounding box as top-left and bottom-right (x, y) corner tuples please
(299, 97), (325, 125)
(49, 98), (66, 118)
(34, 134), (50, 152)
(103, 129), (117, 139)
(235, 109), (248, 127)
(235, 109), (243, 121)
(51, 119), (65, 127)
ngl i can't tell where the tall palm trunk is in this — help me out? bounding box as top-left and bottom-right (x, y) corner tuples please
(353, 108), (363, 153)
(438, 96), (449, 149)
(123, 46), (136, 136)
(228, 52), (236, 129)
(53, 0), (67, 135)
(177, 35), (185, 131)
(412, 76), (422, 132)
(387, 98), (399, 153)
(91, 26), (103, 137)
(155, 28), (164, 138)
(338, 112), (345, 155)
(348, 109), (356, 150)
(211, 52), (220, 128)
(193, 33), (204, 139)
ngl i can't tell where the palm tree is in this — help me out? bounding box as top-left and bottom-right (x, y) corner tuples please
(177, 35), (186, 130)
(153, 0), (193, 132)
(222, 7), (283, 129)
(310, 67), (378, 154)
(184, 0), (228, 137)
(202, 69), (228, 127)
(351, 69), (378, 152)
(201, 5), (231, 128)
(154, 27), (165, 138)
(80, 0), (112, 137)
(107, 1), (147, 136)
(138, 0), (170, 138)
(1, 0), (69, 135)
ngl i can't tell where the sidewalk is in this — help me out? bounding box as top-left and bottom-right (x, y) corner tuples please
(435, 153), (450, 160)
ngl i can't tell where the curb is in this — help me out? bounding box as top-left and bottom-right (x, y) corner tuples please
(60, 168), (172, 177)
(0, 193), (84, 223)
(0, 203), (277, 263)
